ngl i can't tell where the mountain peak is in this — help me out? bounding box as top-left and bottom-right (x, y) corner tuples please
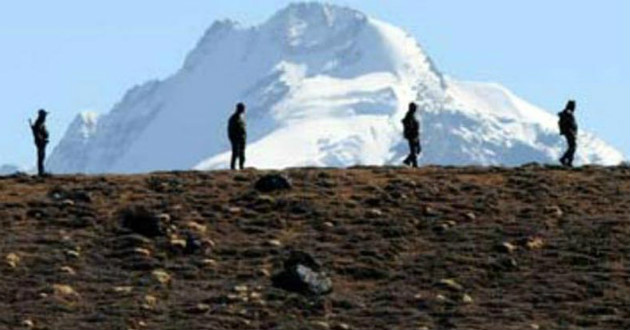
(270, 2), (365, 23)
(48, 3), (624, 174)
(264, 2), (367, 52)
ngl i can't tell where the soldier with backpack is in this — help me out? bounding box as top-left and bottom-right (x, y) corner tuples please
(558, 100), (578, 167)
(402, 102), (421, 168)
(228, 103), (247, 170)
(29, 109), (50, 177)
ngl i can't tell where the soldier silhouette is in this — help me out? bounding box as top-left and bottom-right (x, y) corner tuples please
(29, 109), (50, 176)
(228, 103), (247, 170)
(558, 100), (578, 167)
(402, 102), (421, 168)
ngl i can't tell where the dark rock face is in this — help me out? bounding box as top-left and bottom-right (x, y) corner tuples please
(120, 206), (166, 238)
(272, 251), (333, 296)
(254, 174), (292, 193)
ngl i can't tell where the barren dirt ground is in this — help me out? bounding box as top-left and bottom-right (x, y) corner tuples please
(1, 165), (629, 330)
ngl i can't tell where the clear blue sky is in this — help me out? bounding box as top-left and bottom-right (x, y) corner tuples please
(1, 0), (628, 168)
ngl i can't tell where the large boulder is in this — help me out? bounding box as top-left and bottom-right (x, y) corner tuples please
(254, 174), (292, 193)
(120, 206), (167, 238)
(272, 251), (332, 296)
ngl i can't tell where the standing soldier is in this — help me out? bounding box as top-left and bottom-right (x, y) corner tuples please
(558, 100), (578, 167)
(29, 109), (50, 177)
(228, 103), (247, 170)
(402, 102), (421, 168)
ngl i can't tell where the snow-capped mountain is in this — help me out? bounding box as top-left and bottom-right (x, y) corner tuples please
(47, 2), (624, 174)
(0, 164), (20, 175)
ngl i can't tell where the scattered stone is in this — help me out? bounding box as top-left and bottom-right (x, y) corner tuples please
(545, 205), (563, 217)
(169, 236), (187, 250)
(204, 238), (216, 248)
(5, 252), (20, 268)
(366, 208), (383, 218)
(272, 250), (333, 296)
(186, 221), (207, 234)
(423, 206), (440, 217)
(464, 212), (476, 221)
(334, 323), (351, 330)
(432, 223), (450, 234)
(226, 293), (241, 302)
(152, 269), (171, 285)
(134, 248), (152, 257)
(22, 319), (34, 329)
(228, 207), (242, 214)
(438, 278), (463, 292)
(526, 237), (545, 250)
(256, 194), (276, 205)
(530, 323), (540, 330)
(193, 303), (211, 313)
(143, 295), (158, 309)
(53, 284), (79, 299)
(233, 285), (248, 293)
(202, 259), (217, 268)
(254, 174), (292, 193)
(323, 221), (335, 228)
(61, 199), (75, 207)
(156, 213), (171, 223)
(267, 239), (282, 247)
(462, 293), (474, 304)
(113, 286), (133, 294)
(311, 321), (331, 330)
(497, 242), (517, 254)
(60, 266), (76, 275)
(65, 249), (81, 258)
(258, 268), (271, 277)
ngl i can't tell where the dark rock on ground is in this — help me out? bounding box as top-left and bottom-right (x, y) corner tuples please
(254, 174), (292, 192)
(272, 251), (333, 296)
(120, 206), (166, 238)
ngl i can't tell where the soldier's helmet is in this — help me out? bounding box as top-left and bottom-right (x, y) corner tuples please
(236, 103), (246, 113)
(565, 100), (576, 112)
(38, 109), (48, 117)
(409, 102), (417, 112)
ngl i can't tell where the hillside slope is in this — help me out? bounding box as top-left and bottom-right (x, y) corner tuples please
(1, 165), (629, 329)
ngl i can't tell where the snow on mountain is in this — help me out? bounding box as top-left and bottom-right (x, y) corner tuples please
(0, 164), (20, 175)
(48, 2), (625, 174)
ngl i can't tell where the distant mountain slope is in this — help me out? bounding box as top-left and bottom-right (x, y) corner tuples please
(48, 2), (624, 174)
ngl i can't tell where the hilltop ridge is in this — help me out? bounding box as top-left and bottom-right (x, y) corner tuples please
(1, 165), (629, 329)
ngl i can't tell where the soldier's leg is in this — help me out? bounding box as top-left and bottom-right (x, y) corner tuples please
(239, 142), (246, 170)
(560, 135), (571, 166)
(410, 140), (419, 168)
(403, 139), (413, 165)
(567, 135), (577, 167)
(230, 142), (237, 170)
(412, 140), (420, 168)
(37, 147), (45, 176)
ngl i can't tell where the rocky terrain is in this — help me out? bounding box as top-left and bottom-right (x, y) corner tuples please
(0, 165), (629, 330)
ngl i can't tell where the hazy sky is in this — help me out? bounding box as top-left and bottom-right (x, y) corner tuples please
(1, 0), (628, 168)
